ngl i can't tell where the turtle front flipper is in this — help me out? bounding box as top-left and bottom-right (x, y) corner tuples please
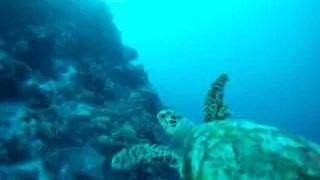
(204, 73), (231, 122)
(111, 144), (181, 170)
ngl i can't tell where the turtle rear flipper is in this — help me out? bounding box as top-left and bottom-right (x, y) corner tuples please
(204, 73), (231, 122)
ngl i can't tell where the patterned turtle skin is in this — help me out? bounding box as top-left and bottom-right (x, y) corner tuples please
(157, 110), (320, 180)
(111, 74), (320, 180)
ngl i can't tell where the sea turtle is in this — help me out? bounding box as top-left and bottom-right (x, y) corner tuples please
(111, 74), (320, 180)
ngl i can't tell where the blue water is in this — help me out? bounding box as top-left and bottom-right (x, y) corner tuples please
(108, 0), (319, 142)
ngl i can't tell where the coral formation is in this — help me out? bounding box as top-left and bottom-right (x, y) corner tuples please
(0, 0), (168, 179)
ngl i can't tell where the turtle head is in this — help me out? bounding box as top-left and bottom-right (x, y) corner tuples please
(157, 109), (194, 142)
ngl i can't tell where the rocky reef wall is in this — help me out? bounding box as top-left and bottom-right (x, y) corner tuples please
(0, 0), (175, 179)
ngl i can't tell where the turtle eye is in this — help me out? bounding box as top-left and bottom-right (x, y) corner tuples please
(160, 113), (166, 119)
(169, 119), (176, 124)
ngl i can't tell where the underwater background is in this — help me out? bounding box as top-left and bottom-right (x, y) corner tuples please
(0, 0), (318, 179)
(109, 0), (319, 142)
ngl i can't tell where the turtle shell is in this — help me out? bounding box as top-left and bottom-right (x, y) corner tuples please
(181, 119), (320, 180)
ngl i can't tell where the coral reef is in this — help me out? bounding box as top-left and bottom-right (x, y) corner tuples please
(0, 0), (172, 179)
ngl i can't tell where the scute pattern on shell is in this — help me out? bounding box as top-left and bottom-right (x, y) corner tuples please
(182, 120), (320, 180)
